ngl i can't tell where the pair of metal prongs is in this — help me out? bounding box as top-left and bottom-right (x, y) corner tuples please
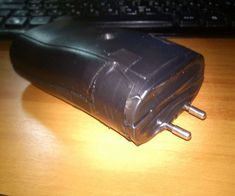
(158, 104), (206, 140)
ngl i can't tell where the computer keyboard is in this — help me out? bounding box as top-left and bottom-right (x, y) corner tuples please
(0, 0), (235, 39)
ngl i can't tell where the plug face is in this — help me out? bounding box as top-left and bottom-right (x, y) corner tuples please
(10, 19), (206, 145)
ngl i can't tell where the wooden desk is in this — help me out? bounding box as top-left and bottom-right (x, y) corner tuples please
(0, 38), (235, 196)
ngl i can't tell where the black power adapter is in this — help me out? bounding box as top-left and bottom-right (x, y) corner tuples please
(10, 19), (206, 145)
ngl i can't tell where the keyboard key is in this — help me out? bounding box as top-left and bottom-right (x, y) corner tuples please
(29, 16), (51, 26)
(206, 14), (227, 27)
(5, 16), (27, 27)
(44, 3), (58, 10)
(126, 7), (137, 13)
(0, 0), (25, 3)
(0, 10), (11, 17)
(13, 9), (28, 16)
(138, 6), (145, 14)
(27, 3), (41, 10)
(47, 9), (63, 16)
(0, 4), (24, 9)
(145, 11), (157, 16)
(29, 0), (42, 3)
(179, 15), (200, 27)
(30, 9), (45, 16)
(102, 8), (118, 16)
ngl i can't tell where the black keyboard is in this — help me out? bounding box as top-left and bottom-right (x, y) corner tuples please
(1, 0), (235, 39)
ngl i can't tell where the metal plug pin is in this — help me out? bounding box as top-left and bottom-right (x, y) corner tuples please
(183, 104), (207, 120)
(163, 122), (192, 140)
(157, 120), (192, 141)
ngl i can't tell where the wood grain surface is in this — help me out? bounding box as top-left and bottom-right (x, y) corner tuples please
(0, 38), (235, 196)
